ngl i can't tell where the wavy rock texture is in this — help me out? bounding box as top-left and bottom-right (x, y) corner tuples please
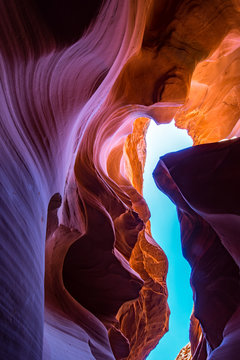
(1, 0), (240, 359)
(176, 343), (192, 360)
(118, 117), (169, 359)
(175, 31), (240, 144)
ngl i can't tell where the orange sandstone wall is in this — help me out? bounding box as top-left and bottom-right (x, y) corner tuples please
(1, 1), (240, 359)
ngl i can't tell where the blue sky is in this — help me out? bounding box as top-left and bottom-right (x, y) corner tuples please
(143, 120), (193, 360)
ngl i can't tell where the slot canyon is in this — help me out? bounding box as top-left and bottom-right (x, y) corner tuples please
(0, 1), (240, 359)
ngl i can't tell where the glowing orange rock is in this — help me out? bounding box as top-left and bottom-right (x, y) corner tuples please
(115, 117), (169, 359)
(175, 32), (240, 145)
(176, 343), (192, 360)
(1, 0), (240, 359)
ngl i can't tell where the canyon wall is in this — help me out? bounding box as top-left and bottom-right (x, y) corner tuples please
(154, 139), (240, 359)
(0, 0), (240, 359)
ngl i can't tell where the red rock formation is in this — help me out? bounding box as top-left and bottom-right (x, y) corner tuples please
(1, 0), (240, 359)
(175, 32), (240, 144)
(176, 343), (192, 360)
(117, 118), (169, 359)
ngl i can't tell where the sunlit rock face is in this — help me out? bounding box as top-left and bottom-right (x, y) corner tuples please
(175, 32), (240, 144)
(176, 343), (192, 360)
(1, 0), (240, 359)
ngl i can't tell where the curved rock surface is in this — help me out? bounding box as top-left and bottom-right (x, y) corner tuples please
(154, 139), (240, 359)
(1, 0), (240, 359)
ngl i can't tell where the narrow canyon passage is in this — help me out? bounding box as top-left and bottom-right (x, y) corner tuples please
(144, 120), (193, 360)
(1, 1), (240, 359)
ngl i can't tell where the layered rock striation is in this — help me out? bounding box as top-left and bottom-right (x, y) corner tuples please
(1, 0), (240, 359)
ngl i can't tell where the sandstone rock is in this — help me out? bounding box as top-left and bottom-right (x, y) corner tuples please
(153, 139), (240, 359)
(176, 343), (192, 360)
(175, 32), (240, 144)
(1, 0), (240, 359)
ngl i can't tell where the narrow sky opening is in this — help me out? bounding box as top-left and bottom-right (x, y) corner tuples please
(144, 119), (193, 360)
